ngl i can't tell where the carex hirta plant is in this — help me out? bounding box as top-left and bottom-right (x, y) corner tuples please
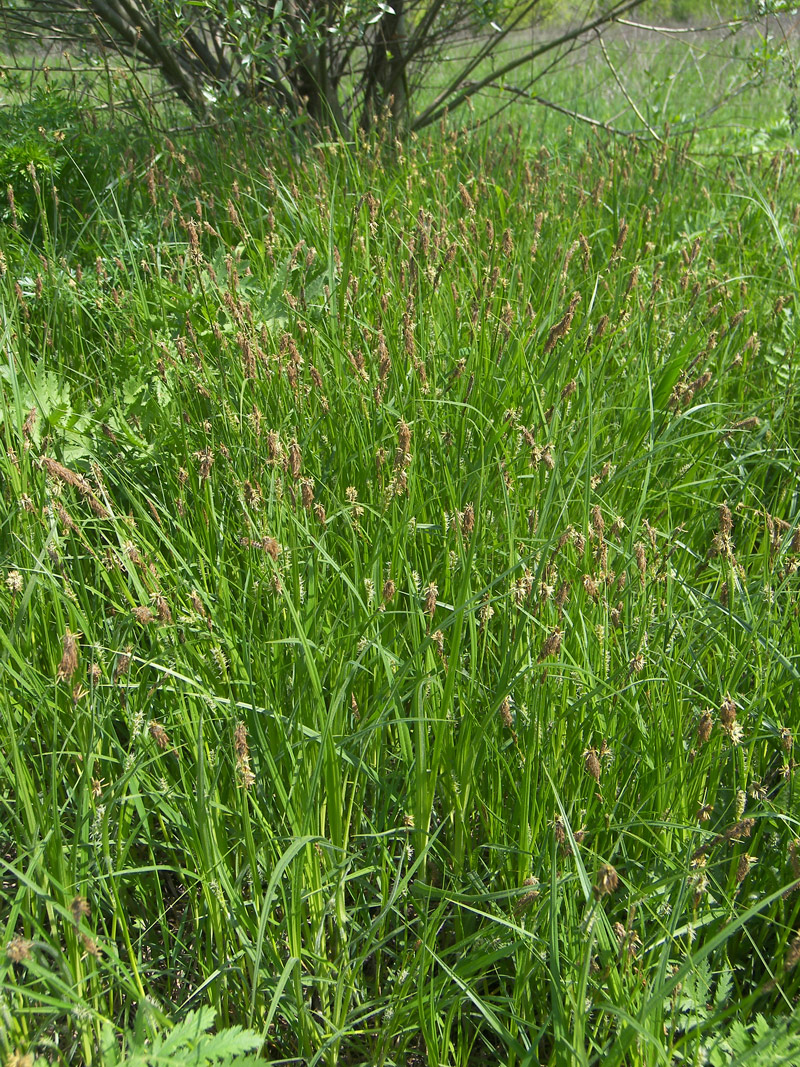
(2, 44), (800, 1066)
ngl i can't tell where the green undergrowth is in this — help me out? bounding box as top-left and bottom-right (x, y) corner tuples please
(1, 100), (800, 1066)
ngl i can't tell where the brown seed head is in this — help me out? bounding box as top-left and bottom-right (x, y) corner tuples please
(22, 407), (37, 438)
(594, 863), (619, 898)
(261, 537), (281, 559)
(382, 578), (396, 603)
(41, 456), (85, 492)
(377, 333), (392, 381)
(634, 542), (647, 586)
(234, 720), (255, 789)
(266, 431), (282, 463)
(403, 313), (416, 359)
(697, 710), (713, 745)
(288, 439), (302, 480)
(397, 419), (411, 454)
(538, 627), (562, 662)
(736, 853), (754, 884)
(461, 503), (475, 536)
(591, 505), (605, 542)
(194, 447), (214, 481)
(431, 629), (445, 660)
(149, 720), (170, 750)
(424, 582), (438, 618)
(70, 896), (90, 925)
(6, 935), (33, 964)
(629, 653), (645, 675)
(55, 502), (78, 534)
(154, 595), (173, 624)
(499, 697), (513, 730)
(585, 748), (602, 782)
(555, 580), (570, 611)
(81, 933), (101, 958)
(543, 291), (581, 356)
(613, 218), (628, 256)
(57, 628), (80, 682)
(725, 818), (755, 843)
(719, 503), (733, 536)
(514, 876), (540, 915)
(234, 721), (249, 760)
(720, 695), (736, 727)
(190, 590), (207, 617)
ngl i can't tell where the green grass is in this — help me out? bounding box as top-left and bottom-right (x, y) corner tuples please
(1, 40), (800, 1066)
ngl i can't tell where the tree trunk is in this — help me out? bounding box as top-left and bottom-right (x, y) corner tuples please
(361, 1), (408, 131)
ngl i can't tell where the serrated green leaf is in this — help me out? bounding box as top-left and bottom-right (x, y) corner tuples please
(155, 1006), (216, 1056)
(182, 1025), (262, 1063)
(713, 963), (732, 1010)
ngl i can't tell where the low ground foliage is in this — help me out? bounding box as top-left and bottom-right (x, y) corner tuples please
(1, 67), (800, 1066)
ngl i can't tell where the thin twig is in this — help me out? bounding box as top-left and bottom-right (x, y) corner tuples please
(595, 29), (662, 143)
(467, 80), (656, 138)
(617, 17), (747, 34)
(412, 0), (648, 131)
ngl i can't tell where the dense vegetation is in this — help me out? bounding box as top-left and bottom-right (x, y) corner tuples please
(2, 17), (800, 1065)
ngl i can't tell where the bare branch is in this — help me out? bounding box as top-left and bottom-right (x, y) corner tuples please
(412, 0), (649, 132)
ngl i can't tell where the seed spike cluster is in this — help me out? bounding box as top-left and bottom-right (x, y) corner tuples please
(56, 628), (80, 682)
